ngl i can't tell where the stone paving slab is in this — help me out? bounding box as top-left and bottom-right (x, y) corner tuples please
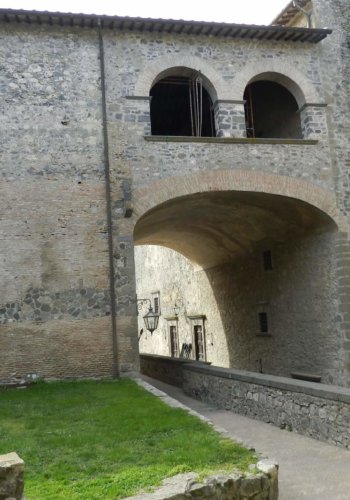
(140, 375), (350, 500)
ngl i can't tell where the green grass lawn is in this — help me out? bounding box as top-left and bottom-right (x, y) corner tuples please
(0, 378), (256, 499)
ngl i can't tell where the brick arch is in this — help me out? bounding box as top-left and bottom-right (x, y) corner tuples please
(133, 170), (346, 231)
(134, 55), (231, 100)
(231, 61), (320, 107)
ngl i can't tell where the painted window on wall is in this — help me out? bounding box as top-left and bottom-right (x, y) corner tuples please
(193, 324), (206, 361)
(170, 325), (179, 358)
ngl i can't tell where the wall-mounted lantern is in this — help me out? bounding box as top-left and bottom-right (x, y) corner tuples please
(137, 298), (160, 334)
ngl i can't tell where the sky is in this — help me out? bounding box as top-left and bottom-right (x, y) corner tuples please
(0, 0), (291, 25)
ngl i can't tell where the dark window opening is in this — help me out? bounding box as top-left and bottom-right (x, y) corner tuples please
(244, 81), (302, 139)
(150, 75), (215, 137)
(170, 325), (179, 357)
(263, 250), (273, 271)
(258, 312), (269, 333)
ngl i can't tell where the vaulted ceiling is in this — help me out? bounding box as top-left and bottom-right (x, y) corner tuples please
(134, 191), (336, 269)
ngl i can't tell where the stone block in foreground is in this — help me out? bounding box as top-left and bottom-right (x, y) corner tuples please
(0, 453), (24, 500)
(124, 459), (279, 499)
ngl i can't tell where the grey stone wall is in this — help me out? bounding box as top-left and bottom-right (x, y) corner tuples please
(136, 245), (230, 366)
(136, 230), (342, 385)
(108, 28), (333, 191)
(130, 0), (350, 388)
(2, 0), (350, 384)
(0, 23), (123, 380)
(299, 103), (328, 138)
(311, 0), (350, 388)
(140, 353), (194, 387)
(183, 363), (350, 449)
(133, 138), (331, 188)
(125, 463), (278, 500)
(214, 100), (247, 138)
(140, 353), (350, 449)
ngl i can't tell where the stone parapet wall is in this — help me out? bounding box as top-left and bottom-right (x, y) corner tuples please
(130, 139), (331, 190)
(0, 446), (278, 500)
(140, 354), (350, 448)
(140, 353), (193, 387)
(183, 364), (350, 449)
(125, 461), (278, 500)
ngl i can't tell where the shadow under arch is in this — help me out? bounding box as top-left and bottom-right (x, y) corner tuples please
(246, 71), (306, 109)
(231, 61), (320, 106)
(134, 190), (338, 270)
(243, 72), (305, 139)
(133, 170), (346, 232)
(134, 54), (230, 99)
(133, 171), (344, 381)
(150, 66), (218, 105)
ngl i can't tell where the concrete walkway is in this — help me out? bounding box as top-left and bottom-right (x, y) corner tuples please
(141, 375), (350, 500)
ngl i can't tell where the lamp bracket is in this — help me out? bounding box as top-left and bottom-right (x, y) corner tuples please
(136, 298), (152, 312)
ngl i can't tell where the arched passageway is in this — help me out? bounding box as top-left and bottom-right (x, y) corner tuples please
(134, 191), (334, 268)
(134, 188), (341, 384)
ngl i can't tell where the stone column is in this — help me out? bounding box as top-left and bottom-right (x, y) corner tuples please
(214, 99), (246, 138)
(299, 103), (328, 139)
(106, 95), (153, 376)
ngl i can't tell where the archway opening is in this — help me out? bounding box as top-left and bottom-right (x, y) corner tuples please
(244, 80), (302, 138)
(134, 190), (339, 383)
(150, 74), (215, 137)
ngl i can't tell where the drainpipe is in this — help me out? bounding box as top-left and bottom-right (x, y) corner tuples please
(98, 18), (119, 378)
(292, 0), (312, 28)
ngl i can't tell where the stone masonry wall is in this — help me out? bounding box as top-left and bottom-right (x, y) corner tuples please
(136, 228), (342, 385)
(310, 0), (350, 387)
(0, 23), (119, 380)
(140, 354), (193, 387)
(107, 29), (333, 191)
(183, 363), (350, 449)
(141, 355), (350, 449)
(125, 464), (278, 500)
(116, 8), (350, 387)
(2, 0), (350, 383)
(136, 245), (229, 367)
(140, 354), (350, 448)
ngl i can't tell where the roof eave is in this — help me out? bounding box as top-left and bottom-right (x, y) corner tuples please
(0, 8), (332, 43)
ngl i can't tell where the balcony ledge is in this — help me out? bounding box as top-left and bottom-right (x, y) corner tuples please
(144, 136), (318, 145)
